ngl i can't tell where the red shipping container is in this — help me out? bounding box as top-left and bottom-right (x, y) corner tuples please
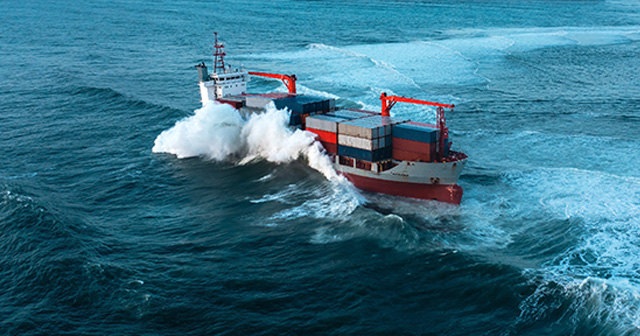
(307, 128), (337, 144)
(392, 137), (435, 154)
(319, 140), (338, 154)
(301, 113), (310, 126)
(392, 148), (431, 162)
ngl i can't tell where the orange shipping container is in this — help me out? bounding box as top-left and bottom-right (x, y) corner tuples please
(307, 128), (338, 144)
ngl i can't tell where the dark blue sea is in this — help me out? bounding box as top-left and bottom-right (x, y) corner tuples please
(2, 0), (640, 335)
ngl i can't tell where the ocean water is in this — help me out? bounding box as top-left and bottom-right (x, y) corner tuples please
(2, 0), (640, 335)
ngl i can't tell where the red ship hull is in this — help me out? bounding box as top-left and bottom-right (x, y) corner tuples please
(342, 172), (463, 204)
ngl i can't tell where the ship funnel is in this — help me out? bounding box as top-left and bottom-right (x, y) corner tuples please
(195, 62), (208, 83)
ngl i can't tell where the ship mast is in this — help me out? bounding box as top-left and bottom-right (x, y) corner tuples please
(213, 32), (226, 73)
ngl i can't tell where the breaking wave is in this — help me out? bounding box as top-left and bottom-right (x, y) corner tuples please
(152, 101), (339, 180)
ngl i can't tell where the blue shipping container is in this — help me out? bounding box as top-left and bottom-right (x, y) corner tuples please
(392, 123), (439, 143)
(326, 110), (374, 120)
(338, 145), (392, 162)
(275, 95), (332, 114)
(289, 113), (302, 126)
(273, 97), (297, 112)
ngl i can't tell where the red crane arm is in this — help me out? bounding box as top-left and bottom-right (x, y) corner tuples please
(248, 71), (297, 94)
(379, 93), (454, 116)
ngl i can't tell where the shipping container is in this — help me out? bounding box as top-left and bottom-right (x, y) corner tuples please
(307, 128), (338, 144)
(338, 122), (377, 139)
(338, 134), (386, 151)
(245, 95), (273, 109)
(306, 114), (345, 133)
(318, 140), (338, 154)
(338, 120), (382, 139)
(392, 122), (439, 143)
(338, 115), (402, 139)
(299, 113), (310, 126)
(392, 137), (435, 154)
(392, 148), (431, 162)
(338, 145), (392, 162)
(379, 135), (392, 148)
(274, 95), (333, 115)
(289, 113), (302, 126)
(326, 110), (374, 120)
(273, 97), (298, 113)
(254, 92), (295, 99)
(337, 134), (393, 150)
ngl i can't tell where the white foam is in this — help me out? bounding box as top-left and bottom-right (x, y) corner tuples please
(255, 173), (275, 182)
(458, 129), (640, 178)
(502, 167), (640, 332)
(249, 184), (300, 205)
(152, 101), (244, 160)
(268, 178), (364, 222)
(518, 274), (640, 332)
(2, 190), (34, 204)
(347, 42), (480, 86)
(153, 101), (339, 180)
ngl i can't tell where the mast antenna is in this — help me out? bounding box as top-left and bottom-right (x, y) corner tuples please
(213, 32), (226, 73)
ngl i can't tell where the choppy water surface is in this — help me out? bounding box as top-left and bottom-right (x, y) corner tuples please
(2, 0), (640, 335)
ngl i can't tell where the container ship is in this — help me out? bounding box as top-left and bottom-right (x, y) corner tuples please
(195, 34), (467, 204)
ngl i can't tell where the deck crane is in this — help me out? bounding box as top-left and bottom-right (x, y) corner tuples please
(248, 72), (298, 94)
(380, 93), (455, 160)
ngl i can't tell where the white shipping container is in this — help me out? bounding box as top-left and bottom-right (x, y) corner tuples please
(245, 96), (273, 109)
(338, 123), (381, 139)
(306, 115), (343, 133)
(338, 115), (405, 139)
(338, 134), (382, 150)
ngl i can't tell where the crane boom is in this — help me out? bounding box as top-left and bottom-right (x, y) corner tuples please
(379, 93), (454, 116)
(248, 71), (297, 94)
(379, 93), (455, 160)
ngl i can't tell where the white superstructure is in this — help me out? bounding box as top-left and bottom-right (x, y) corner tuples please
(197, 66), (249, 105)
(195, 32), (250, 106)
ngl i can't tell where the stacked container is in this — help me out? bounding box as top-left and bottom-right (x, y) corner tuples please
(305, 110), (372, 154)
(240, 94), (336, 127)
(391, 121), (440, 162)
(273, 96), (336, 126)
(325, 109), (375, 119)
(305, 114), (342, 154)
(337, 115), (401, 162)
(243, 93), (293, 109)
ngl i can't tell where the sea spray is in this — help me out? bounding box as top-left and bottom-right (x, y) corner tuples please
(152, 101), (244, 160)
(153, 101), (340, 180)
